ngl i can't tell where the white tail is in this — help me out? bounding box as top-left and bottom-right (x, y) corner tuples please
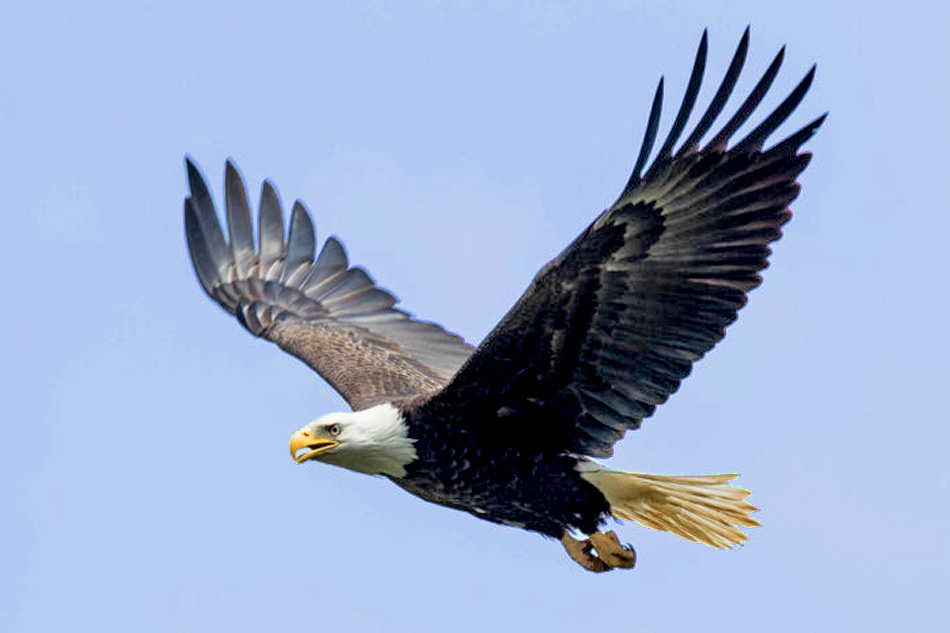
(580, 469), (760, 548)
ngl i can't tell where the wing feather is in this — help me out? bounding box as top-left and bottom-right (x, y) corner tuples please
(225, 161), (257, 276)
(281, 201), (316, 284)
(679, 27), (750, 153)
(647, 30), (707, 175)
(257, 180), (285, 272)
(184, 159), (474, 410)
(707, 45), (785, 150)
(426, 30), (824, 458)
(625, 78), (664, 195)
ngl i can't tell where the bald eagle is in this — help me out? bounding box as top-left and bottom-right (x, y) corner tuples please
(184, 29), (823, 572)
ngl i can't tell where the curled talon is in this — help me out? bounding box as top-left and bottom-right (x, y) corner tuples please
(590, 530), (636, 569)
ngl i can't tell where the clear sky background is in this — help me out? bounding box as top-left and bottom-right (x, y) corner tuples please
(2, 1), (947, 631)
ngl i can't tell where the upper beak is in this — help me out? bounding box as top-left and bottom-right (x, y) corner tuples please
(289, 429), (340, 464)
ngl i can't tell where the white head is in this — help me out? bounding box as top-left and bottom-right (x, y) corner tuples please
(288, 403), (416, 477)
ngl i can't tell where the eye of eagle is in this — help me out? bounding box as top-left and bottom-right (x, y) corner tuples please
(327, 423), (341, 437)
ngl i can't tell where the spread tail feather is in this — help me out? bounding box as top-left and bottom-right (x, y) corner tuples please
(581, 469), (760, 549)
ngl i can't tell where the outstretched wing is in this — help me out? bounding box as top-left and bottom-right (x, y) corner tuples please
(184, 159), (474, 411)
(427, 29), (825, 458)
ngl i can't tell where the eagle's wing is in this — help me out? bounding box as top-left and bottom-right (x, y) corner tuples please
(184, 159), (474, 411)
(427, 29), (825, 458)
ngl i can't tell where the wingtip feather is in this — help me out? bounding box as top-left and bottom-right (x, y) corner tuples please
(184, 198), (224, 299)
(281, 200), (317, 284)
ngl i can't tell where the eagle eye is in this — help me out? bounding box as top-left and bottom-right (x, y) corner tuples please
(327, 423), (341, 437)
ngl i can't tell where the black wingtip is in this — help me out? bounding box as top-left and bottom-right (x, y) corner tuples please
(617, 76), (664, 201)
(736, 62), (817, 152)
(768, 111), (828, 156)
(707, 42), (785, 151)
(679, 27), (750, 153)
(646, 30), (709, 177)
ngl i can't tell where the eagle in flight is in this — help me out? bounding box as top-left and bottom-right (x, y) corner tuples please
(184, 29), (823, 572)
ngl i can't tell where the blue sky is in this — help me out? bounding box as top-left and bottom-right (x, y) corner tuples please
(2, 1), (947, 631)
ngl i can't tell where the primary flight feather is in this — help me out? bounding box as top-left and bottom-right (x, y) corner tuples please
(184, 28), (823, 572)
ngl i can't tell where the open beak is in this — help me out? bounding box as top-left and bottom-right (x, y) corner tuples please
(289, 429), (340, 464)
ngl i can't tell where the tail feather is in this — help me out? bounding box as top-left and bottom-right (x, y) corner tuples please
(581, 469), (760, 549)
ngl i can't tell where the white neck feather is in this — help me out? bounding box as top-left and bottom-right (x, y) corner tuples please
(313, 403), (416, 477)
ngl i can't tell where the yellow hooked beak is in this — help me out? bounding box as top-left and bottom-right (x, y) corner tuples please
(289, 428), (340, 464)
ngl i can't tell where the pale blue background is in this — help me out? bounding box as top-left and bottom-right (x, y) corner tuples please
(3, 1), (947, 631)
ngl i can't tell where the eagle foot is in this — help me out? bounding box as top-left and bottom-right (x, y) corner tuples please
(560, 530), (636, 572)
(590, 530), (636, 569)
